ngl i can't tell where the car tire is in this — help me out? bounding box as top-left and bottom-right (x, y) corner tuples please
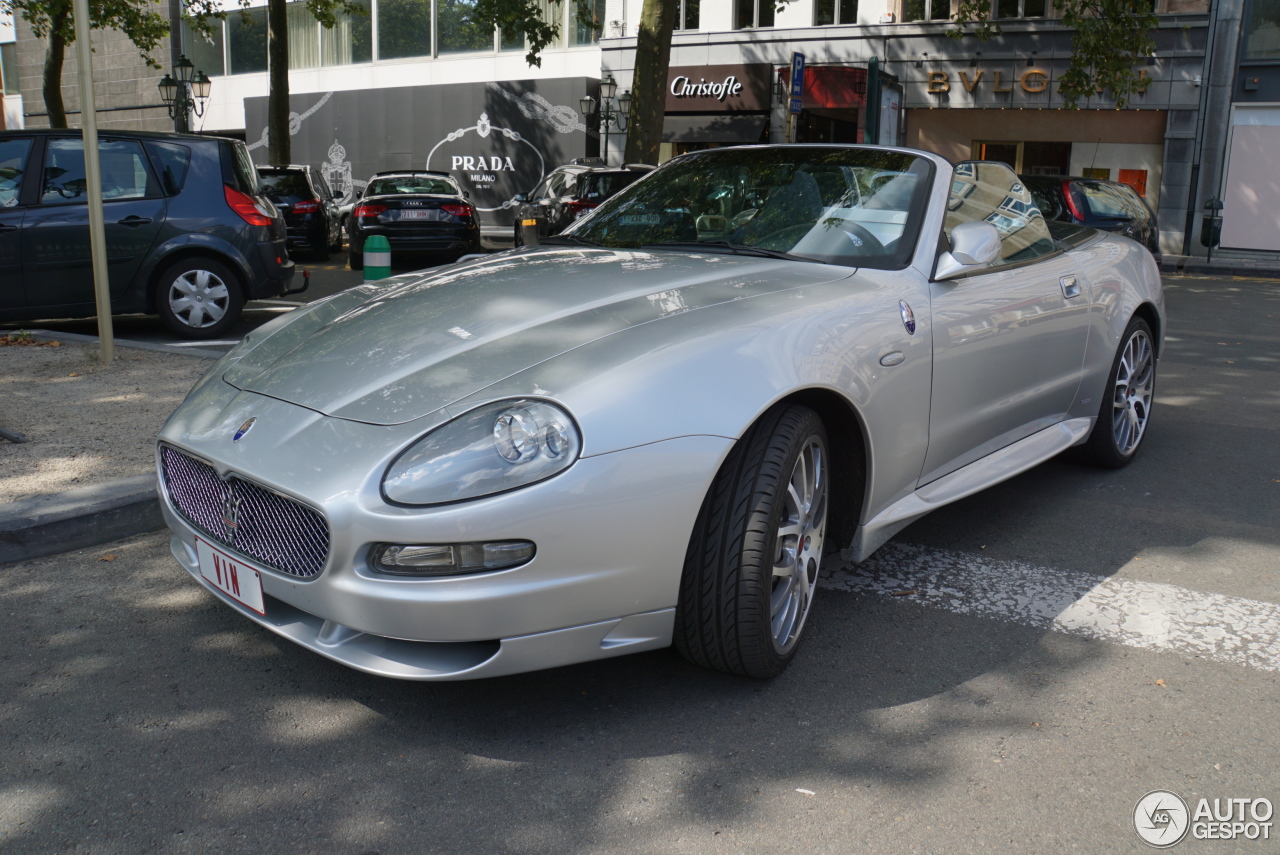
(1080, 316), (1156, 468)
(328, 223), (343, 253)
(349, 249), (363, 271)
(313, 231), (331, 262)
(674, 404), (829, 678)
(155, 257), (245, 340)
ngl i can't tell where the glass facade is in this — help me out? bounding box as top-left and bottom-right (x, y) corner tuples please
(196, 0), (601, 75)
(1244, 0), (1280, 59)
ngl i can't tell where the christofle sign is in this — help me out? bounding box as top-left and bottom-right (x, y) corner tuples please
(664, 64), (772, 111)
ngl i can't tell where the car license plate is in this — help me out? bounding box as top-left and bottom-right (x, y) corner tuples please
(399, 209), (441, 220)
(619, 214), (661, 226)
(196, 537), (266, 615)
(521, 218), (538, 226)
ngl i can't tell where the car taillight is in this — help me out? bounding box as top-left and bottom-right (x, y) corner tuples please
(293, 199), (320, 214)
(441, 203), (475, 218)
(1062, 180), (1086, 221)
(566, 200), (598, 219)
(224, 184), (274, 227)
(353, 204), (387, 218)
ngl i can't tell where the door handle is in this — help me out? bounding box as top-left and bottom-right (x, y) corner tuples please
(0, 223), (17, 233)
(116, 216), (153, 227)
(1060, 275), (1081, 299)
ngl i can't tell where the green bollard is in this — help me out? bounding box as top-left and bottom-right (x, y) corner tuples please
(363, 234), (392, 281)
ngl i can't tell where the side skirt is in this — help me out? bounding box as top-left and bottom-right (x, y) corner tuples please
(844, 417), (1094, 563)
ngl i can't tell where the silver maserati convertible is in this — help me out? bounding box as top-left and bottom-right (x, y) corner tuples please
(157, 145), (1162, 680)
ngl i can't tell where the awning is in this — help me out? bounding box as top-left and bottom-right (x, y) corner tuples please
(662, 114), (769, 143)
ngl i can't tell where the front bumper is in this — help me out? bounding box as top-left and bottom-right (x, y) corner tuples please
(158, 383), (730, 679)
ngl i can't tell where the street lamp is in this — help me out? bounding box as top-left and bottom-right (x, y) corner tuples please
(580, 74), (631, 164)
(158, 54), (212, 134)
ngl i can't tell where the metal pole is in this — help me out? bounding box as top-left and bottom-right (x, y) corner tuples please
(175, 85), (190, 134)
(72, 0), (114, 362)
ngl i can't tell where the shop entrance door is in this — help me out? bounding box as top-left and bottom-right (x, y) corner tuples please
(973, 141), (1022, 171)
(972, 141), (1072, 176)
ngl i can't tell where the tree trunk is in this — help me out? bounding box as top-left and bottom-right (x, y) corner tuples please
(267, 0), (290, 164)
(623, 0), (677, 165)
(43, 6), (71, 129)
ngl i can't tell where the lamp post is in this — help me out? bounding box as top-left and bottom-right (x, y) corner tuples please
(580, 74), (631, 165)
(158, 55), (212, 134)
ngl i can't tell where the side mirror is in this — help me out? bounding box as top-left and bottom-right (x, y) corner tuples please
(513, 193), (527, 203)
(934, 221), (1002, 281)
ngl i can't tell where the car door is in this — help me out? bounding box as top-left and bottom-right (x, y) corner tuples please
(922, 161), (1092, 484)
(22, 136), (168, 311)
(0, 136), (33, 311)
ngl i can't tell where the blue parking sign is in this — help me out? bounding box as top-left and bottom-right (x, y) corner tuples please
(789, 98), (803, 114)
(790, 53), (805, 100)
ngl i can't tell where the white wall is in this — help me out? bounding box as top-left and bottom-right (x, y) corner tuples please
(1068, 142), (1164, 211)
(1220, 106), (1280, 252)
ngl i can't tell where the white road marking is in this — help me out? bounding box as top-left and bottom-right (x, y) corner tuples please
(166, 340), (240, 347)
(822, 544), (1280, 673)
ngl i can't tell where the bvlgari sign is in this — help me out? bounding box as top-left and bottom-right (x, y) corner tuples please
(665, 64), (772, 112)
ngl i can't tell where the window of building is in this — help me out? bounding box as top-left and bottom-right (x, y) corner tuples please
(1243, 0), (1280, 60)
(814, 0), (858, 25)
(734, 0), (775, 29)
(571, 0), (606, 45)
(321, 0), (373, 65)
(227, 7), (268, 74)
(181, 21), (225, 76)
(674, 0), (701, 30)
(995, 0), (1046, 17)
(287, 2), (321, 68)
(438, 0), (496, 54)
(378, 0), (432, 59)
(499, 0), (563, 53)
(903, 0), (951, 21)
(1, 42), (19, 95)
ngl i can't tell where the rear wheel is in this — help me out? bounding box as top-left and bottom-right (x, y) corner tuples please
(312, 229), (331, 262)
(1080, 317), (1156, 468)
(155, 257), (244, 340)
(674, 404), (829, 678)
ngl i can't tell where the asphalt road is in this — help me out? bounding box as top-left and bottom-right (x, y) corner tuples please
(1, 274), (1277, 854)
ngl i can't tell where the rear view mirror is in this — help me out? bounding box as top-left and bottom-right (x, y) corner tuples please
(934, 221), (1001, 281)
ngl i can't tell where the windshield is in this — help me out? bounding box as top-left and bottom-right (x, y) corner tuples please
(565, 147), (934, 268)
(367, 175), (459, 196)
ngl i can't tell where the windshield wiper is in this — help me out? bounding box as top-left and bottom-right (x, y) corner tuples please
(640, 240), (820, 263)
(540, 234), (604, 247)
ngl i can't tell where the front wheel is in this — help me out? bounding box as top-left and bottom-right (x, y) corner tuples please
(674, 404), (829, 678)
(1080, 316), (1156, 468)
(155, 258), (244, 340)
(348, 249), (363, 271)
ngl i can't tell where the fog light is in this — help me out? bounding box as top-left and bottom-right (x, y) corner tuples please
(372, 540), (535, 576)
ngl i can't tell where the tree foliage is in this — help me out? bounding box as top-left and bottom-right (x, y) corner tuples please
(949, 0), (1158, 108)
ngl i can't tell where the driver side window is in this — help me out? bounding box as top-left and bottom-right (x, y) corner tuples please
(945, 161), (1056, 265)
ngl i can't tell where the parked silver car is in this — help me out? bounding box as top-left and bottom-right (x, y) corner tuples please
(157, 146), (1163, 681)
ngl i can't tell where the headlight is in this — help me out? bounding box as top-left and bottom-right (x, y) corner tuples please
(382, 399), (582, 505)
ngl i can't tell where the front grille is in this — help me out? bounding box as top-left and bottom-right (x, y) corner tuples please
(160, 445), (330, 579)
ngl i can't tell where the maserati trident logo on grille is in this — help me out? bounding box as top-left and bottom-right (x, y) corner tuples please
(233, 418), (256, 442)
(221, 492), (242, 538)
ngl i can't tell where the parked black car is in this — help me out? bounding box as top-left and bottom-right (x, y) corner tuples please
(0, 129), (297, 339)
(347, 171), (481, 270)
(1020, 175), (1160, 255)
(256, 164), (343, 261)
(513, 159), (654, 244)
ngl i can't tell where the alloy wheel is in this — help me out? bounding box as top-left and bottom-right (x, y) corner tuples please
(1111, 328), (1154, 456)
(770, 435), (828, 654)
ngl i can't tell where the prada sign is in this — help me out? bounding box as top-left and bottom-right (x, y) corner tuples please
(665, 64), (772, 112)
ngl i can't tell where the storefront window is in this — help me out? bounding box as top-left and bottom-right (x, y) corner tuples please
(734, 0), (775, 28)
(321, 0), (372, 65)
(996, 0), (1046, 17)
(1243, 0), (1280, 60)
(674, 0), (701, 29)
(228, 7), (268, 74)
(378, 0), (432, 59)
(181, 20), (225, 77)
(903, 0), (951, 21)
(814, 0), (858, 25)
(570, 0), (605, 45)
(438, 0), (497, 53)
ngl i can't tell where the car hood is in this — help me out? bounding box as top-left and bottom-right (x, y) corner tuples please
(223, 247), (854, 425)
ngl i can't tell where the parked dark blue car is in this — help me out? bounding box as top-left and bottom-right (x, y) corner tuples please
(0, 129), (298, 339)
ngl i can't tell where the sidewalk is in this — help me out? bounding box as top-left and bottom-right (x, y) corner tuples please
(1160, 253), (1280, 279)
(0, 332), (216, 563)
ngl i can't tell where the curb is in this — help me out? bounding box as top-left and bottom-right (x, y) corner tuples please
(1160, 257), (1280, 280)
(0, 475), (164, 564)
(24, 329), (227, 360)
